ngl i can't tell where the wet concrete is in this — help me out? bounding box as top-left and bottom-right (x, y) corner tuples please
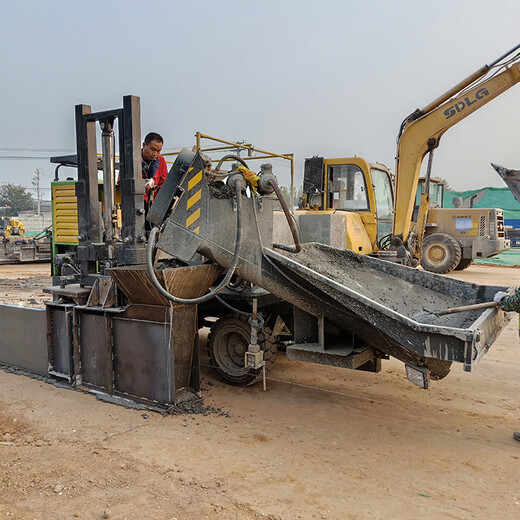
(280, 244), (502, 328)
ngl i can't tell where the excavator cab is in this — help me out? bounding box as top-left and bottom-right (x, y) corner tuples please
(300, 156), (394, 250)
(328, 163), (370, 211)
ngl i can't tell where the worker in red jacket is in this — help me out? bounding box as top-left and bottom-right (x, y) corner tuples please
(141, 132), (168, 204)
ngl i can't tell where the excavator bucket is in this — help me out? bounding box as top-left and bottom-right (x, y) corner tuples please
(491, 163), (520, 204)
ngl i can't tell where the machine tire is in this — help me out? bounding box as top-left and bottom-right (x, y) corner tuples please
(454, 258), (473, 271)
(420, 233), (462, 274)
(207, 313), (277, 387)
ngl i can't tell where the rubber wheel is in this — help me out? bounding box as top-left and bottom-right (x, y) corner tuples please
(420, 233), (462, 274)
(454, 258), (473, 271)
(207, 313), (277, 386)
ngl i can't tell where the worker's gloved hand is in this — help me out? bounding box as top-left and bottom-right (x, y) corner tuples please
(493, 291), (509, 303)
(495, 288), (520, 312)
(145, 178), (155, 191)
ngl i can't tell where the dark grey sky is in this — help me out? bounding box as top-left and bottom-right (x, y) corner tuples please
(1, 0), (520, 199)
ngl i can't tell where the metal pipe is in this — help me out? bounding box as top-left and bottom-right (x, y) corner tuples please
(424, 147), (435, 196)
(250, 298), (258, 349)
(189, 145), (235, 153)
(419, 65), (489, 116)
(163, 151), (294, 164)
(290, 156), (295, 213)
(207, 153), (280, 161)
(101, 119), (116, 243)
(489, 43), (520, 67)
(436, 300), (499, 316)
(418, 44), (520, 118)
(198, 132), (294, 161)
(252, 298), (257, 321)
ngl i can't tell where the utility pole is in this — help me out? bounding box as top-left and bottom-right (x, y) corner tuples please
(33, 168), (41, 216)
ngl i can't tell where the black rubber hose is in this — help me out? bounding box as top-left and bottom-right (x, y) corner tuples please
(214, 154), (250, 172)
(270, 179), (301, 253)
(215, 294), (253, 319)
(146, 181), (244, 305)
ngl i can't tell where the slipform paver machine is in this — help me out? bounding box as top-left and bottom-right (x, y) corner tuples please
(0, 95), (514, 409)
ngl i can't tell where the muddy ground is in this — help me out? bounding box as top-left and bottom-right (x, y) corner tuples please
(0, 262), (519, 519)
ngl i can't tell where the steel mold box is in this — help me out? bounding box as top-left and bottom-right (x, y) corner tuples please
(113, 317), (174, 402)
(47, 303), (75, 380)
(76, 309), (114, 392)
(75, 304), (198, 406)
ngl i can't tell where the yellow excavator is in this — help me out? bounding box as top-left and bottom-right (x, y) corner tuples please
(9, 218), (25, 236)
(292, 44), (520, 272)
(394, 43), (519, 265)
(0, 217), (26, 238)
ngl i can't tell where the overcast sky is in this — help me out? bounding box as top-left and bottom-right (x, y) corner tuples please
(1, 0), (520, 201)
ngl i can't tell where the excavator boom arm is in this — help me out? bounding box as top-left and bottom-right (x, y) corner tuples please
(393, 54), (520, 248)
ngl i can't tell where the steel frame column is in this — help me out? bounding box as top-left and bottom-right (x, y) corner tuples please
(75, 104), (102, 281)
(119, 95), (146, 265)
(74, 96), (144, 286)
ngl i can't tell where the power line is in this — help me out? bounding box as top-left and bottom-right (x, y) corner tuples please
(0, 147), (74, 152)
(0, 156), (54, 160)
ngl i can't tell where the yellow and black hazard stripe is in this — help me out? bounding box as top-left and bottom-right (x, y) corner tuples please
(186, 167), (203, 235)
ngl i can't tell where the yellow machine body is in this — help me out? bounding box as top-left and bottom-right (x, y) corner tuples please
(296, 156), (394, 254)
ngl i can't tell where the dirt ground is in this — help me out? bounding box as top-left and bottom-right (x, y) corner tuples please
(0, 262), (519, 520)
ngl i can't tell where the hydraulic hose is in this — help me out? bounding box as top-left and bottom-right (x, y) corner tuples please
(213, 294), (265, 328)
(214, 153), (297, 253)
(214, 154), (250, 172)
(146, 179), (244, 305)
(205, 154), (252, 180)
(270, 179), (301, 253)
